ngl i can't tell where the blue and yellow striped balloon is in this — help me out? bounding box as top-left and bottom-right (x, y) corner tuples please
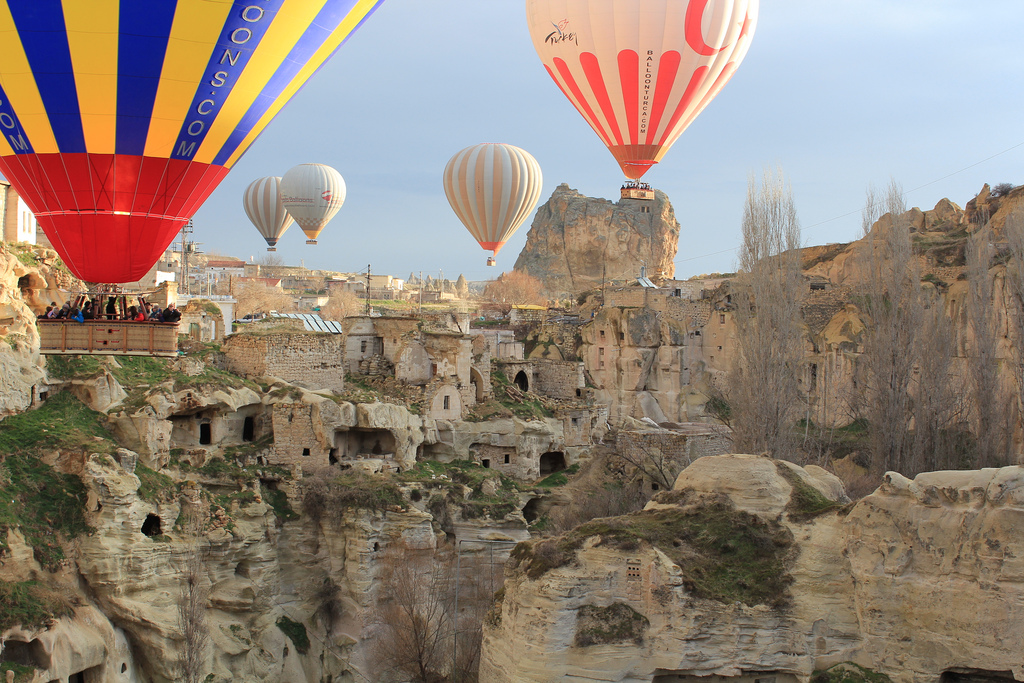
(0, 0), (384, 283)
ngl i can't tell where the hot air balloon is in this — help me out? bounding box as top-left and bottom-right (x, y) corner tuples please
(279, 163), (346, 245)
(0, 0), (385, 283)
(243, 177), (293, 251)
(525, 0), (757, 180)
(443, 143), (543, 267)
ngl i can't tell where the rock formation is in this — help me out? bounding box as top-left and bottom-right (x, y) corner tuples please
(514, 184), (680, 295)
(481, 454), (1024, 683)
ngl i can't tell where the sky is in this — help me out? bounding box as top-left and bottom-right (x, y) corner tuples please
(190, 0), (1024, 283)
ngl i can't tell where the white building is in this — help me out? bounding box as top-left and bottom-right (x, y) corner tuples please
(0, 180), (37, 244)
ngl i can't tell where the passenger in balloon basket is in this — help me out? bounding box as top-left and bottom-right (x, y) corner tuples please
(149, 306), (164, 322)
(45, 302), (58, 318)
(105, 296), (117, 320)
(55, 303), (71, 319)
(163, 304), (182, 324)
(70, 307), (84, 323)
(82, 301), (96, 320)
(39, 304), (53, 319)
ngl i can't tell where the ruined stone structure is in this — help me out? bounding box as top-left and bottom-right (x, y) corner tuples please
(514, 183), (681, 296)
(223, 328), (345, 393)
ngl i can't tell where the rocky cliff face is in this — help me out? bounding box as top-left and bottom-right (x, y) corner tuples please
(513, 184), (680, 295)
(481, 455), (1024, 683)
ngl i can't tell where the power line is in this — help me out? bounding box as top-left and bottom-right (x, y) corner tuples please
(675, 139), (1024, 266)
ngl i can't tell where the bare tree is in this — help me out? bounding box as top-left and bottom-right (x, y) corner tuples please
(233, 280), (293, 319)
(1002, 208), (1024, 449)
(321, 290), (363, 320)
(371, 540), (456, 682)
(483, 271), (546, 313)
(177, 511), (208, 683)
(729, 168), (805, 457)
(966, 223), (1014, 468)
(912, 289), (967, 472)
(859, 181), (921, 474)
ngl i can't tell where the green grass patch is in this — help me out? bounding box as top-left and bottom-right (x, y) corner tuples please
(511, 503), (793, 608)
(303, 470), (405, 518)
(0, 450), (93, 569)
(537, 463), (580, 488)
(262, 485), (298, 522)
(276, 616), (310, 654)
(0, 580), (74, 632)
(812, 662), (894, 683)
(0, 391), (115, 456)
(574, 603), (649, 647)
(135, 463), (175, 502)
(0, 661), (36, 682)
(774, 461), (841, 520)
(44, 354), (104, 380)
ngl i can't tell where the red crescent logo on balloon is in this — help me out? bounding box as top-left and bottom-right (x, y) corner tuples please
(322, 190), (333, 202)
(686, 0), (740, 56)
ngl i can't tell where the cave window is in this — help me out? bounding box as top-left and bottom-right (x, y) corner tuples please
(121, 663), (127, 673)
(302, 448), (310, 456)
(504, 454), (510, 464)
(373, 542), (380, 552)
(576, 388), (581, 397)
(539, 452), (566, 476)
(199, 422), (211, 445)
(571, 417), (579, 426)
(600, 330), (605, 339)
(360, 340), (367, 353)
(141, 514), (162, 537)
(619, 332), (624, 341)
(720, 313), (726, 324)
(242, 416), (254, 442)
(329, 449), (338, 465)
(481, 459), (491, 469)
(810, 363), (818, 388)
(651, 482), (660, 491)
(443, 395), (450, 410)
(38, 391), (48, 402)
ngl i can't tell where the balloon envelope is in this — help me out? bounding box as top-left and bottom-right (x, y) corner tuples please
(526, 0), (758, 179)
(243, 177), (293, 251)
(279, 163), (346, 243)
(0, 0), (384, 282)
(442, 143), (543, 263)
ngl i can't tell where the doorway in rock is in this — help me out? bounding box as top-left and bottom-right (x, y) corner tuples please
(539, 451), (566, 476)
(471, 367), (486, 402)
(941, 671), (1018, 683)
(199, 422), (211, 445)
(514, 370), (529, 391)
(242, 416), (255, 442)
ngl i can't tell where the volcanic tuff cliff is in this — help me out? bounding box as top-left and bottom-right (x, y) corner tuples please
(513, 183), (680, 295)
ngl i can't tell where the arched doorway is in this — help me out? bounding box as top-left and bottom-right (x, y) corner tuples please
(514, 370), (529, 392)
(539, 451), (566, 476)
(470, 367), (486, 402)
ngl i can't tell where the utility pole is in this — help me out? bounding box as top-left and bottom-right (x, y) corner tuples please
(365, 263), (371, 315)
(179, 221), (193, 295)
(418, 270), (423, 315)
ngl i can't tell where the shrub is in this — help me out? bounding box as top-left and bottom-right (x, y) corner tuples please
(574, 603), (649, 647)
(275, 616), (310, 654)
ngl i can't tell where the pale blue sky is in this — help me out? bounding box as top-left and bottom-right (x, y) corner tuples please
(192, 0), (1024, 282)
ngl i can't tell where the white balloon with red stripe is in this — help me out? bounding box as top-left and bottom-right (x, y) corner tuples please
(280, 163), (347, 244)
(442, 143), (544, 266)
(526, 0), (758, 179)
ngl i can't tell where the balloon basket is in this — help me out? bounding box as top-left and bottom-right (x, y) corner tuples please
(267, 247), (277, 252)
(486, 257), (496, 267)
(306, 240), (317, 245)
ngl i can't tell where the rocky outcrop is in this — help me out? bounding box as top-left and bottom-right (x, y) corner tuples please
(481, 455), (1024, 683)
(514, 184), (680, 295)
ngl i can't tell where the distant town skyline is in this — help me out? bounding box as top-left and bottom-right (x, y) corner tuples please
(10, 1), (1024, 284)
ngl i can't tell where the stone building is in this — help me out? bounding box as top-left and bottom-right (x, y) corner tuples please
(223, 327), (345, 392)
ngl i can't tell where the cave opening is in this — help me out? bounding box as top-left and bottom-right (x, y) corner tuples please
(242, 416), (255, 442)
(141, 514), (162, 537)
(522, 497), (542, 523)
(941, 671), (1019, 683)
(539, 451), (566, 476)
(513, 370), (529, 392)
(199, 422), (211, 445)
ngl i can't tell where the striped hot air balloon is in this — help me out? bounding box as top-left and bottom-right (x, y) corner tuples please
(0, 0), (385, 283)
(526, 0), (758, 180)
(442, 143), (543, 267)
(279, 163), (346, 244)
(243, 177), (293, 251)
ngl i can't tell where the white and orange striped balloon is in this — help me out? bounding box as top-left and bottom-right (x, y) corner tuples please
(243, 177), (294, 251)
(526, 0), (758, 179)
(443, 143), (543, 264)
(280, 163), (347, 244)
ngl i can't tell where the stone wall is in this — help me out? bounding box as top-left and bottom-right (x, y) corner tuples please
(223, 332), (345, 392)
(269, 402), (331, 469)
(532, 359), (585, 400)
